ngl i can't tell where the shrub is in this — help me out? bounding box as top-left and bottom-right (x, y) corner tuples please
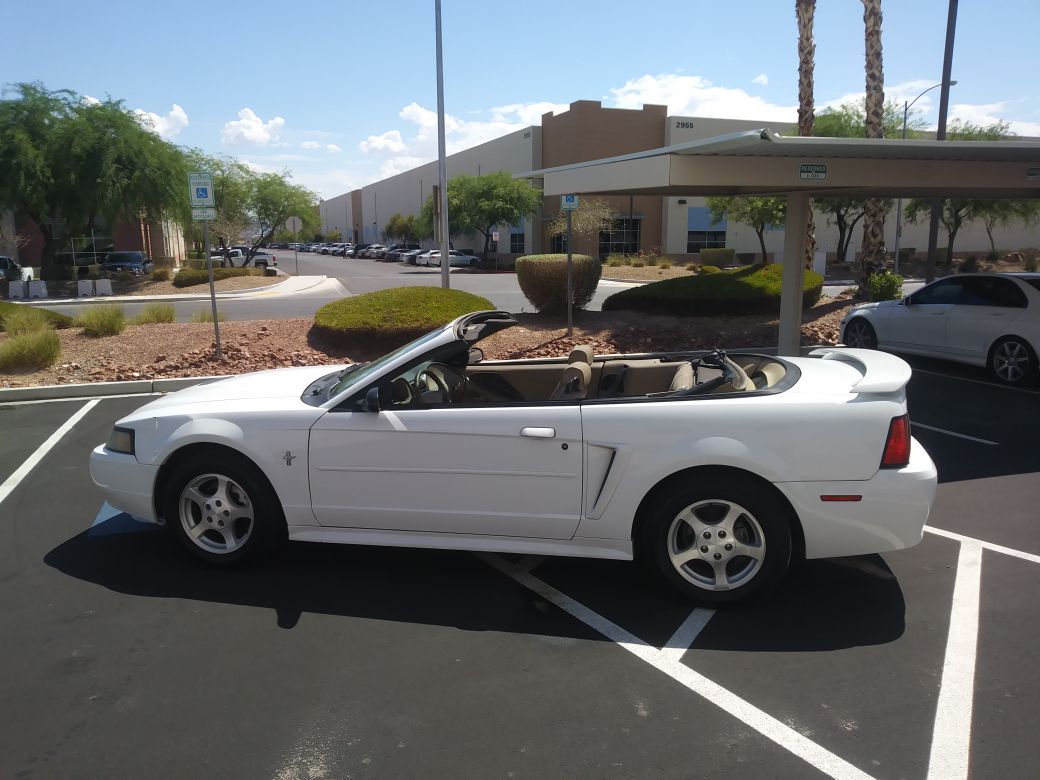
(699, 265), (721, 275)
(151, 267), (171, 282)
(602, 263), (823, 316)
(630, 260), (645, 268)
(111, 270), (135, 283)
(0, 329), (61, 370)
(658, 259), (674, 269)
(1026, 255), (1039, 272)
(173, 267), (260, 288)
(866, 271), (903, 302)
(986, 250), (1000, 263)
(190, 309), (226, 323)
(960, 255), (979, 273)
(0, 301), (73, 332)
(897, 247), (917, 263)
(698, 247), (736, 266)
(77, 304), (126, 337)
(606, 257), (625, 268)
(2, 306), (55, 336)
(134, 303), (176, 324)
(313, 287), (494, 348)
(644, 255), (658, 267)
(515, 254), (601, 314)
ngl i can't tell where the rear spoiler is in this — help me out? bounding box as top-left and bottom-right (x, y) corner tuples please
(808, 348), (912, 393)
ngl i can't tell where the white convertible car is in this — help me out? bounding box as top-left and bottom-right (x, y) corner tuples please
(90, 311), (937, 605)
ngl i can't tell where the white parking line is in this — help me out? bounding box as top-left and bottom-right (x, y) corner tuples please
(912, 368), (1040, 396)
(480, 553), (875, 780)
(661, 608), (715, 663)
(910, 422), (998, 446)
(925, 526), (1040, 566)
(927, 541), (982, 780)
(0, 392), (162, 408)
(0, 399), (99, 507)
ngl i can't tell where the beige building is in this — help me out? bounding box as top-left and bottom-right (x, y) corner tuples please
(321, 100), (1040, 262)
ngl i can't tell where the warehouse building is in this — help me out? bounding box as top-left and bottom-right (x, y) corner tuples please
(320, 100), (1039, 262)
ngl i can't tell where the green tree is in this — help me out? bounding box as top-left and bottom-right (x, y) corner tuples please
(384, 213), (419, 243)
(182, 151), (254, 255)
(418, 171), (541, 256)
(904, 120), (1021, 263)
(706, 196), (787, 263)
(547, 198), (616, 248)
(246, 173), (317, 259)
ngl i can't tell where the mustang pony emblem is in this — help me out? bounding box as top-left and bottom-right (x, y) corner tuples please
(283, 451), (296, 466)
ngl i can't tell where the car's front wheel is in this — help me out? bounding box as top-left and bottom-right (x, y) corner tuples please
(843, 317), (877, 349)
(164, 454), (286, 565)
(639, 475), (792, 605)
(988, 336), (1037, 384)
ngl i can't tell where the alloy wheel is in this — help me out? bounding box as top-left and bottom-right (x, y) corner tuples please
(179, 473), (254, 554)
(666, 500), (766, 591)
(844, 319), (876, 349)
(992, 340), (1030, 383)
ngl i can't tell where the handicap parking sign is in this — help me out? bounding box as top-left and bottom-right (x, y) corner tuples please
(195, 186), (209, 199)
(189, 172), (215, 207)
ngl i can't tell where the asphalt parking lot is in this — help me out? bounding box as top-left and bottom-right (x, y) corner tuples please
(1, 361), (1038, 779)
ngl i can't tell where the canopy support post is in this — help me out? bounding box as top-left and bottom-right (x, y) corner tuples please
(778, 193), (809, 357)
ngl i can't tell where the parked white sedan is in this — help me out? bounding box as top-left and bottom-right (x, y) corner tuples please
(842, 272), (1040, 384)
(90, 311), (936, 605)
(418, 249), (480, 268)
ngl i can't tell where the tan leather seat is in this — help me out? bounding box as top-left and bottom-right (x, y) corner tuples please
(550, 362), (591, 401)
(669, 362), (695, 392)
(568, 345), (594, 364)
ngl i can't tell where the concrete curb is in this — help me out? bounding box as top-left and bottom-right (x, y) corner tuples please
(0, 375), (223, 403)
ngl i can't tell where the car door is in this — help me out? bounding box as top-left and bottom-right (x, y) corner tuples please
(892, 278), (963, 351)
(944, 276), (1028, 361)
(308, 364), (584, 539)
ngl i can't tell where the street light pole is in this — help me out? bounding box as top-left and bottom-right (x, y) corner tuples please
(893, 80), (956, 273)
(434, 0), (451, 289)
(925, 0), (960, 283)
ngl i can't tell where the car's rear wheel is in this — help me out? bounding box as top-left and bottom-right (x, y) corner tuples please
(843, 318), (877, 349)
(988, 336), (1037, 384)
(469, 259), (478, 267)
(639, 475), (792, 605)
(164, 455), (286, 565)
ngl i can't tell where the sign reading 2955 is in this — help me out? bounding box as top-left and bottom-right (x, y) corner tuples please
(674, 121), (695, 129)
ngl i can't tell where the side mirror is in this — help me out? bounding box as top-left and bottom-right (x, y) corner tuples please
(362, 386), (381, 412)
(468, 347), (484, 365)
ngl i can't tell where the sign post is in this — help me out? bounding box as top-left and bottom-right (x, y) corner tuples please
(561, 195), (579, 336)
(285, 216), (303, 276)
(189, 172), (221, 359)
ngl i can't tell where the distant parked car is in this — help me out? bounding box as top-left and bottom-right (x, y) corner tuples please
(399, 249), (424, 265)
(383, 244), (421, 262)
(419, 250), (480, 268)
(0, 255), (34, 282)
(102, 251), (154, 276)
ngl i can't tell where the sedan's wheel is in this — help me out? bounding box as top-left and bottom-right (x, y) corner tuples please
(639, 475), (792, 605)
(164, 455), (286, 564)
(989, 337), (1037, 384)
(843, 318), (877, 349)
(469, 259), (478, 267)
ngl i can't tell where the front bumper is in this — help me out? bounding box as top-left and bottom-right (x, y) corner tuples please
(89, 444), (160, 523)
(776, 437), (937, 559)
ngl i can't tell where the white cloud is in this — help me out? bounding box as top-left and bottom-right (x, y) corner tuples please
(752, 73), (769, 87)
(948, 101), (1040, 136)
(359, 129), (406, 153)
(134, 104), (189, 139)
(82, 95), (101, 106)
(607, 73), (796, 122)
(300, 141), (322, 149)
(379, 156), (428, 179)
(326, 144), (342, 153)
(221, 108), (285, 146)
(489, 101), (569, 125)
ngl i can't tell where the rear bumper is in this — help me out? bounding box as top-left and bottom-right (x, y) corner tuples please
(776, 437), (937, 559)
(89, 444), (159, 523)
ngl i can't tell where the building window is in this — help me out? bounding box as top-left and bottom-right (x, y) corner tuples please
(510, 232), (525, 254)
(687, 230), (727, 253)
(550, 233), (568, 253)
(598, 218), (641, 259)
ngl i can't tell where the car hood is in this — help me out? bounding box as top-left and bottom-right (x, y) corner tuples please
(130, 365), (346, 415)
(847, 299), (902, 315)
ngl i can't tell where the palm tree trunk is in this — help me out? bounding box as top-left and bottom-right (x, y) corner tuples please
(797, 0), (817, 269)
(860, 0), (887, 288)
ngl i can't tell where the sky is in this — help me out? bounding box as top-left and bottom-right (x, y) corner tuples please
(2, 0), (1038, 199)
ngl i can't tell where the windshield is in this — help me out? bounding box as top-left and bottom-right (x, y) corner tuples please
(327, 327), (448, 398)
(106, 252), (142, 262)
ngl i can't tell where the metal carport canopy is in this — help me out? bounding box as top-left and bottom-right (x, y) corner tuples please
(517, 129), (1040, 355)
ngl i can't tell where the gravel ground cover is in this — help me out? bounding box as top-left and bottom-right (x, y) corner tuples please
(0, 296), (854, 388)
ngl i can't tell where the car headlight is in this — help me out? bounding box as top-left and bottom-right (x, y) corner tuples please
(106, 426), (136, 455)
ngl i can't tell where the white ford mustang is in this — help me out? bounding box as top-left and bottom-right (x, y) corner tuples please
(90, 311), (937, 605)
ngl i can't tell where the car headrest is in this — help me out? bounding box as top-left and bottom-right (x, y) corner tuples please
(568, 345), (594, 364)
(669, 362), (695, 392)
(551, 362), (591, 401)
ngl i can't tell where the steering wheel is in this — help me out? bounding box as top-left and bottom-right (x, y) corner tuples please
(416, 367), (452, 403)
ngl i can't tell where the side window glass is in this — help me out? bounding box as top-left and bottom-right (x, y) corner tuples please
(956, 277), (990, 306)
(987, 278), (1028, 308)
(913, 279), (961, 305)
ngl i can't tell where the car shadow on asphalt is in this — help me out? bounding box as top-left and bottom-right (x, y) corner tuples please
(45, 517), (905, 651)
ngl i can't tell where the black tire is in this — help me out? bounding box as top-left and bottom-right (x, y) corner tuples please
(637, 474), (793, 605)
(988, 336), (1037, 385)
(469, 259), (478, 267)
(256, 262), (267, 270)
(163, 452), (286, 565)
(843, 317), (877, 349)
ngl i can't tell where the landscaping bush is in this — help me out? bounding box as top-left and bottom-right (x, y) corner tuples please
(606, 257), (625, 268)
(134, 303), (176, 324)
(897, 247), (917, 263)
(986, 250), (1000, 263)
(602, 263), (823, 316)
(515, 254), (601, 314)
(960, 255), (979, 273)
(698, 248), (736, 266)
(866, 271), (903, 302)
(630, 260), (645, 267)
(1025, 254), (1039, 272)
(658, 259), (674, 269)
(173, 267), (261, 288)
(644, 255), (658, 267)
(151, 267), (171, 282)
(1, 306), (54, 336)
(0, 329), (61, 371)
(0, 301), (73, 331)
(190, 309), (226, 323)
(313, 287), (494, 348)
(699, 265), (721, 275)
(76, 304), (126, 337)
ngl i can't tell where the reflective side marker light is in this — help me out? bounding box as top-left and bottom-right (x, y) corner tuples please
(820, 495), (863, 502)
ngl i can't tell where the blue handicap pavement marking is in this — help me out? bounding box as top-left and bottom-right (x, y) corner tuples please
(90, 502), (159, 536)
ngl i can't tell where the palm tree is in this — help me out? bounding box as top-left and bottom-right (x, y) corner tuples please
(860, 0), (887, 279)
(796, 0), (817, 269)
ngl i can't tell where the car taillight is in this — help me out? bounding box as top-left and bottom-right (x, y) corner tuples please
(880, 414), (911, 469)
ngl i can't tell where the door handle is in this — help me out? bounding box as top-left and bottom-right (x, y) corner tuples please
(520, 427), (556, 439)
(930, 311), (945, 316)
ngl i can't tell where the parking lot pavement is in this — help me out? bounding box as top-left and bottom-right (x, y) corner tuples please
(1, 364), (1038, 778)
